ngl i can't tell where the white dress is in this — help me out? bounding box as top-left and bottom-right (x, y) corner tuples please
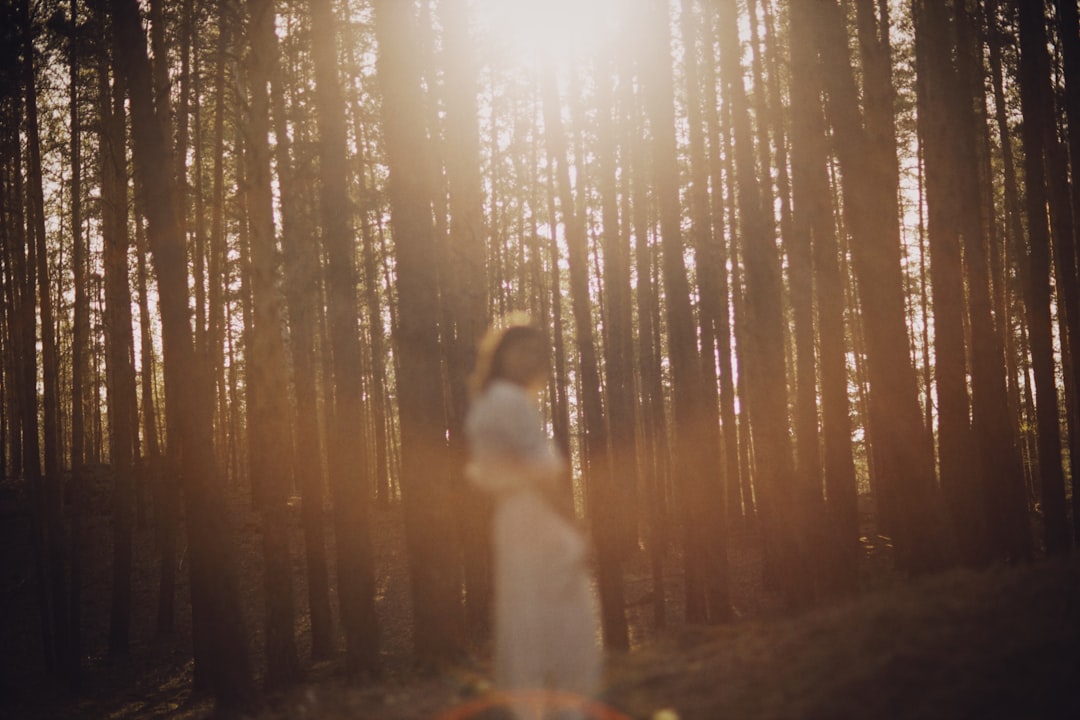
(465, 379), (601, 702)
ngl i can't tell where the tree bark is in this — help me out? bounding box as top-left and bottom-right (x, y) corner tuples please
(789, 0), (859, 592)
(245, 0), (301, 688)
(108, 0), (256, 706)
(439, 0), (492, 640)
(309, 0), (380, 677)
(1016, 0), (1072, 555)
(912, 0), (982, 565)
(21, 0), (69, 677)
(270, 13), (333, 661)
(814, 0), (949, 574)
(642, 0), (730, 623)
(1054, 0), (1080, 544)
(542, 66), (629, 650)
(716, 0), (808, 607)
(97, 0), (137, 658)
(67, 0), (86, 687)
(373, 0), (463, 666)
(953, 0), (1032, 563)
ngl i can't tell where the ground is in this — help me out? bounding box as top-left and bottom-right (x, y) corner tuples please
(1, 471), (1077, 719)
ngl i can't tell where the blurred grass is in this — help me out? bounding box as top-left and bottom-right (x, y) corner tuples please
(605, 557), (1080, 720)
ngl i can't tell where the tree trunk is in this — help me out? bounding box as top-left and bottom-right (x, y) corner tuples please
(373, 0), (463, 666)
(598, 40), (639, 562)
(270, 16), (333, 662)
(439, 0), (492, 640)
(813, 0), (949, 574)
(21, 0), (69, 677)
(1016, 0), (1072, 555)
(789, 0), (859, 592)
(97, 0), (136, 658)
(716, 0), (808, 607)
(309, 0), (380, 677)
(541, 66), (629, 650)
(625, 48), (669, 626)
(245, 0), (301, 688)
(108, 0), (256, 706)
(1054, 0), (1080, 544)
(67, 0), (86, 687)
(953, 0), (1032, 563)
(680, 0), (723, 549)
(1, 78), (52, 672)
(700, 8), (743, 526)
(641, 0), (730, 623)
(913, 0), (982, 566)
(987, 0), (1033, 501)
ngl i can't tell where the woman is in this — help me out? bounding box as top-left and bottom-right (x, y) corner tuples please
(465, 319), (601, 710)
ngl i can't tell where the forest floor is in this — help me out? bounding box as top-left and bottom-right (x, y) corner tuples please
(1, 470), (1078, 720)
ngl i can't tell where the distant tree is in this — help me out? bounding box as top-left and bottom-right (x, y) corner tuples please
(680, 0), (723, 548)
(309, 0), (380, 677)
(1054, 0), (1080, 544)
(622, 15), (670, 625)
(986, 0), (1035, 502)
(373, 0), (463, 666)
(0, 8), (51, 671)
(245, 0), (301, 689)
(108, 0), (256, 706)
(789, 0), (858, 592)
(951, 0), (1032, 563)
(95, 0), (137, 659)
(271, 7), (334, 661)
(20, 0), (69, 679)
(698, 3), (743, 526)
(541, 65), (628, 650)
(1016, 0), (1072, 555)
(641, 0), (730, 623)
(597, 39), (639, 565)
(813, 0), (949, 574)
(913, 0), (982, 565)
(717, 0), (809, 607)
(439, 0), (492, 639)
(67, 0), (87, 687)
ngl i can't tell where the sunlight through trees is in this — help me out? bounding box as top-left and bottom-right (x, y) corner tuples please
(0, 0), (1077, 712)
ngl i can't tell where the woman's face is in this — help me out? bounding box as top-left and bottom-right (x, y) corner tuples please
(500, 335), (548, 389)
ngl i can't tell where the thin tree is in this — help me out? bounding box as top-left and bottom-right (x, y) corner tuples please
(67, 0), (87, 686)
(246, 0), (301, 688)
(623, 36), (670, 626)
(680, 0), (724, 541)
(21, 0), (69, 676)
(788, 0), (859, 592)
(373, 0), (463, 666)
(271, 13), (333, 660)
(440, 0), (492, 638)
(641, 0), (730, 623)
(952, 0), (1032, 563)
(700, 4), (743, 525)
(813, 0), (949, 574)
(309, 0), (380, 677)
(912, 0), (983, 565)
(541, 65), (629, 650)
(597, 42), (639, 560)
(1054, 0), (1080, 543)
(716, 0), (809, 606)
(1016, 0), (1072, 555)
(96, 0), (136, 658)
(107, 0), (256, 706)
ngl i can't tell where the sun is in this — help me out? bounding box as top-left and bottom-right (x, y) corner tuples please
(470, 0), (626, 70)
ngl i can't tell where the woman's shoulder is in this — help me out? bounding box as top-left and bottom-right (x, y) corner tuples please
(475, 379), (529, 409)
(467, 380), (533, 430)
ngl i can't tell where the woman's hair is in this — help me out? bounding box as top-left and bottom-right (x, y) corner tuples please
(469, 315), (547, 399)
